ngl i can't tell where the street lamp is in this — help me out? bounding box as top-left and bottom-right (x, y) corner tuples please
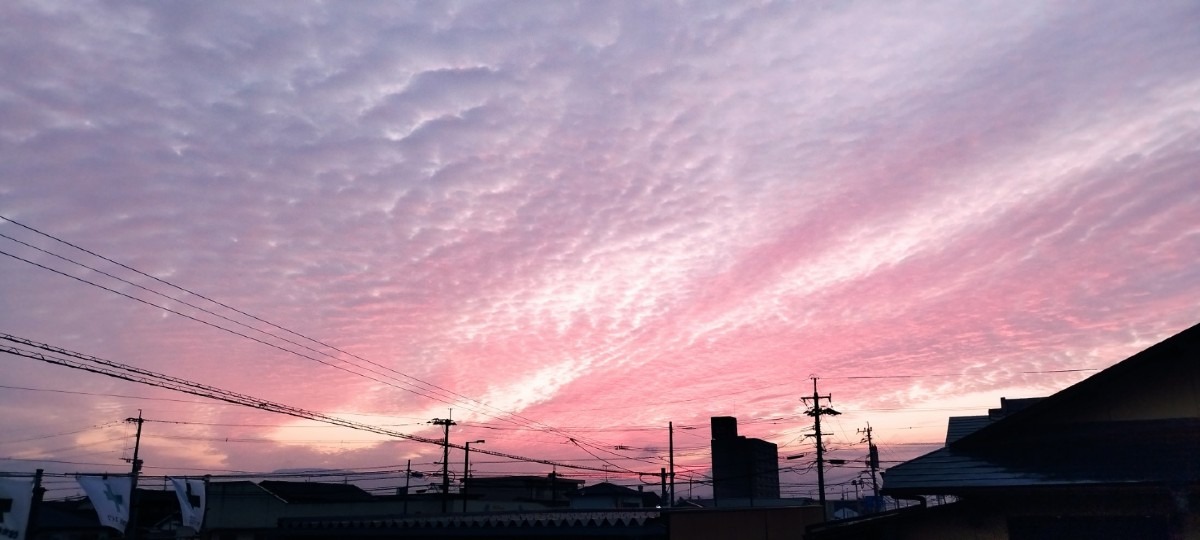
(463, 440), (485, 512)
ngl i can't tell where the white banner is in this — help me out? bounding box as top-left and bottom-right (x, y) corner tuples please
(76, 475), (131, 532)
(0, 478), (33, 540)
(169, 477), (205, 531)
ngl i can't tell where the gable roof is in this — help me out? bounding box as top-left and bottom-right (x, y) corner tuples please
(886, 417), (1200, 493)
(944, 397), (1046, 444)
(572, 482), (643, 497)
(956, 321), (1200, 447)
(884, 321), (1200, 496)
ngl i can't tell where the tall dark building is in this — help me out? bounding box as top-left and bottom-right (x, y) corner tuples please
(711, 416), (780, 501)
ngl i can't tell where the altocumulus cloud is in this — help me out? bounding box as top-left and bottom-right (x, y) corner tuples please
(0, 0), (1198, 481)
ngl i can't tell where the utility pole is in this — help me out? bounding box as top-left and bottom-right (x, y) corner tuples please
(403, 460), (411, 516)
(858, 423), (881, 504)
(27, 469), (45, 540)
(801, 377), (838, 516)
(430, 413), (456, 514)
(125, 411), (145, 540)
(660, 468), (667, 506)
(550, 467), (558, 506)
(668, 421), (675, 508)
(462, 440), (484, 513)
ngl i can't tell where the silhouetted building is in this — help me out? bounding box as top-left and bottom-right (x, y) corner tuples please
(569, 482), (661, 509)
(812, 320), (1200, 539)
(711, 416), (780, 501)
(462, 474), (584, 507)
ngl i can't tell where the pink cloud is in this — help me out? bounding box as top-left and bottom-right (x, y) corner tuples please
(1, 0), (1198, 500)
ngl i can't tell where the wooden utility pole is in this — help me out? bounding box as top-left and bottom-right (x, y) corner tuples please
(550, 467), (559, 506)
(858, 423), (881, 503)
(660, 468), (667, 506)
(668, 422), (675, 508)
(429, 413), (456, 513)
(802, 378), (838, 515)
(125, 411), (145, 540)
(403, 460), (412, 516)
(27, 469), (45, 540)
(462, 440), (484, 513)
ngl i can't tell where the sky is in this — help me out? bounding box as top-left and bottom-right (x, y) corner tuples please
(1, 1), (1199, 500)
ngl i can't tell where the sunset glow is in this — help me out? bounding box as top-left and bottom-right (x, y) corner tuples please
(2, 1), (1199, 500)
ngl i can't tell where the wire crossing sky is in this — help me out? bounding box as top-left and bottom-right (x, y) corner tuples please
(1, 1), (1199, 498)
(0, 332), (652, 476)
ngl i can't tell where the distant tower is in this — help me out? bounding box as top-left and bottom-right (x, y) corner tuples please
(711, 416), (780, 502)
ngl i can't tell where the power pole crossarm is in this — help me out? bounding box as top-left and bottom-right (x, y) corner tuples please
(801, 377), (839, 516)
(429, 414), (456, 514)
(858, 423), (881, 506)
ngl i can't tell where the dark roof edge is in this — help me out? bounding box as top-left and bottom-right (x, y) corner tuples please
(882, 478), (1174, 497)
(952, 320), (1200, 448)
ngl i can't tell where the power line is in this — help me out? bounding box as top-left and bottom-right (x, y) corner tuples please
(0, 246), (474, 409)
(8, 216), (1094, 479)
(143, 418), (423, 429)
(801, 377), (838, 513)
(0, 216), (482, 407)
(0, 230), (521, 421)
(0, 333), (657, 476)
(824, 368), (1099, 380)
(0, 384), (444, 422)
(0, 216), (1097, 473)
(0, 421), (123, 445)
(0, 383), (247, 405)
(0, 216), (666, 461)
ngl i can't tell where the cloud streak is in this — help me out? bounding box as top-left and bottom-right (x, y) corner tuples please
(1, 0), (1198, 497)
